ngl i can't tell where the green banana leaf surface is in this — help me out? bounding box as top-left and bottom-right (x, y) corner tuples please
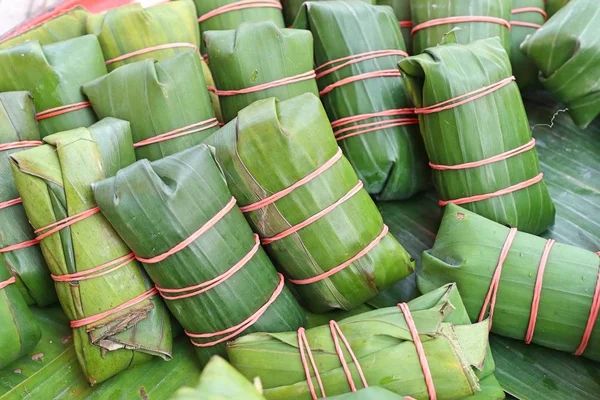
(377, 0), (413, 54)
(294, 1), (430, 200)
(0, 35), (106, 138)
(325, 387), (408, 399)
(9, 119), (172, 384)
(282, 0), (375, 27)
(509, 0), (546, 89)
(545, 0), (570, 17)
(0, 92), (55, 306)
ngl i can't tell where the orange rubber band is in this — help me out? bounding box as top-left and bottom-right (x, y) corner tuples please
(330, 320), (369, 392)
(0, 239), (40, 254)
(525, 239), (555, 344)
(315, 50), (408, 80)
(0, 141), (43, 152)
(298, 326), (327, 399)
(399, 20), (413, 28)
(320, 70), (402, 97)
(411, 16), (511, 35)
(35, 207), (101, 241)
(0, 276), (16, 290)
(575, 254), (600, 356)
(51, 253), (135, 282)
(36, 102), (91, 121)
(0, 198), (22, 211)
(133, 118), (219, 148)
(335, 118), (419, 141)
(199, 0), (282, 24)
(510, 21), (543, 29)
(105, 43), (198, 66)
(208, 70), (316, 97)
(511, 7), (547, 19)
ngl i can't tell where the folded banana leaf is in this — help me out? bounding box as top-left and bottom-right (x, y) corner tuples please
(282, 0), (374, 27)
(0, 7), (89, 50)
(83, 52), (218, 162)
(510, 0), (546, 89)
(326, 387), (408, 400)
(546, 0), (570, 17)
(418, 204), (600, 362)
(92, 144), (305, 365)
(521, 0), (600, 129)
(0, 35), (106, 139)
(377, 0), (413, 54)
(294, 1), (430, 200)
(399, 38), (555, 235)
(0, 256), (41, 370)
(227, 283), (502, 400)
(207, 94), (415, 312)
(204, 21), (318, 123)
(0, 92), (55, 307)
(9, 118), (172, 385)
(410, 0), (511, 55)
(171, 356), (266, 400)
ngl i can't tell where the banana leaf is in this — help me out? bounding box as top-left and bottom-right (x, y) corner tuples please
(281, 0), (375, 27)
(326, 387), (408, 399)
(171, 356), (266, 400)
(410, 0), (512, 55)
(399, 38), (555, 235)
(83, 52), (218, 162)
(294, 1), (430, 201)
(0, 35), (106, 139)
(92, 144), (305, 365)
(509, 0), (545, 89)
(546, 0), (570, 17)
(204, 21), (318, 123)
(377, 0), (413, 54)
(520, 0), (600, 129)
(9, 118), (172, 385)
(418, 203), (600, 362)
(227, 283), (502, 400)
(206, 93), (415, 312)
(0, 92), (55, 307)
(0, 256), (41, 370)
(0, 7), (89, 50)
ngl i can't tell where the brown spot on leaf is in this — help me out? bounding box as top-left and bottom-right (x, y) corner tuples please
(31, 353), (44, 361)
(457, 213), (465, 220)
(61, 335), (72, 344)
(13, 369), (21, 374)
(139, 387), (148, 400)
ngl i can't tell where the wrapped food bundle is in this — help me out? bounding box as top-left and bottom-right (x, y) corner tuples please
(83, 52), (217, 162)
(509, 0), (546, 88)
(93, 144), (305, 364)
(227, 283), (503, 400)
(0, 35), (106, 138)
(282, 0), (375, 27)
(546, 0), (570, 17)
(294, 1), (429, 200)
(0, 92), (55, 306)
(377, 0), (413, 54)
(521, 0), (600, 128)
(326, 388), (409, 400)
(0, 256), (41, 370)
(419, 204), (600, 361)
(207, 93), (415, 312)
(204, 21), (318, 123)
(10, 119), (172, 384)
(410, 0), (511, 55)
(399, 38), (555, 234)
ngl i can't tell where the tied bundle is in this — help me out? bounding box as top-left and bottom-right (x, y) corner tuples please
(10, 119), (172, 384)
(294, 1), (429, 201)
(521, 0), (600, 128)
(419, 204), (600, 361)
(92, 145), (305, 365)
(0, 35), (106, 139)
(83, 52), (218, 162)
(227, 283), (503, 400)
(509, 0), (546, 89)
(206, 93), (414, 312)
(399, 38), (555, 235)
(410, 0), (511, 55)
(204, 21), (318, 123)
(0, 92), (55, 306)
(377, 0), (413, 54)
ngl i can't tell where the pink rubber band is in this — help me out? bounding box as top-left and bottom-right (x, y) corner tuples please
(525, 239), (555, 344)
(0, 141), (43, 152)
(398, 303), (437, 400)
(36, 102), (91, 121)
(0, 239), (40, 254)
(35, 207), (101, 241)
(411, 16), (511, 35)
(511, 7), (547, 19)
(319, 70), (402, 97)
(207, 70), (316, 97)
(430, 139), (536, 171)
(70, 287), (157, 328)
(105, 43), (198, 66)
(136, 197), (236, 264)
(438, 173), (544, 207)
(510, 21), (542, 29)
(156, 234), (260, 300)
(0, 198), (22, 211)
(331, 108), (415, 129)
(330, 320), (369, 392)
(0, 276), (16, 290)
(399, 21), (413, 28)
(574, 254), (600, 356)
(261, 181), (363, 246)
(335, 118), (419, 141)
(186, 273), (285, 347)
(51, 253), (135, 283)
(289, 225), (389, 285)
(240, 148), (343, 213)
(415, 77), (516, 115)
(198, 0), (282, 24)
(298, 326), (326, 400)
(315, 50), (408, 80)
(478, 227), (518, 329)
(133, 118), (219, 148)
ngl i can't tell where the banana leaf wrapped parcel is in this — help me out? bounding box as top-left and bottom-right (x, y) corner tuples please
(0, 35), (106, 138)
(281, 0), (375, 27)
(0, 256), (41, 370)
(204, 21), (318, 123)
(0, 92), (55, 306)
(399, 38), (555, 234)
(83, 52), (218, 162)
(418, 204), (600, 361)
(294, 1), (430, 200)
(227, 283), (503, 400)
(410, 0), (511, 55)
(377, 0), (413, 54)
(93, 144), (305, 365)
(207, 93), (415, 312)
(521, 0), (600, 128)
(509, 0), (546, 88)
(10, 119), (172, 384)
(326, 388), (409, 400)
